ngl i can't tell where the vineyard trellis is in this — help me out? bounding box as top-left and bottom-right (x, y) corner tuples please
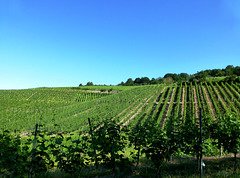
(1, 82), (240, 177)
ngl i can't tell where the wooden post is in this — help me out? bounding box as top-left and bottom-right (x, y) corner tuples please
(29, 124), (38, 178)
(220, 144), (223, 157)
(199, 108), (203, 178)
(88, 118), (98, 168)
(170, 112), (173, 164)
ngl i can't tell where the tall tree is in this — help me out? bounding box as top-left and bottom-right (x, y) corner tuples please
(179, 73), (190, 82)
(225, 65), (234, 76)
(164, 73), (179, 82)
(233, 66), (240, 76)
(150, 78), (158, 84)
(125, 78), (134, 86)
(141, 77), (150, 85)
(86, 82), (94, 86)
(134, 78), (142, 85)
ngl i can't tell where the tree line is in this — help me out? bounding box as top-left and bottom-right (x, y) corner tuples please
(119, 65), (240, 86)
(79, 65), (240, 86)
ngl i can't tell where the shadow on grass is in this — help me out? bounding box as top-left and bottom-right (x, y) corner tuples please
(39, 156), (240, 177)
(134, 156), (240, 178)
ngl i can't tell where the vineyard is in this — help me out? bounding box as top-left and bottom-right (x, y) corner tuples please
(1, 82), (240, 132)
(1, 82), (240, 177)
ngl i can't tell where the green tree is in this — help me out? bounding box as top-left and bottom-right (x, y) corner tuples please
(86, 82), (94, 86)
(164, 73), (179, 82)
(225, 65), (234, 76)
(210, 69), (225, 77)
(141, 77), (150, 85)
(150, 78), (158, 84)
(157, 77), (164, 84)
(163, 77), (173, 85)
(195, 71), (208, 81)
(224, 74), (238, 82)
(134, 78), (142, 85)
(125, 78), (134, 86)
(179, 73), (190, 82)
(233, 66), (240, 76)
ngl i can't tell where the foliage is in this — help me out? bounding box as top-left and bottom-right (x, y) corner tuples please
(137, 117), (182, 176)
(163, 77), (174, 85)
(86, 81), (94, 86)
(54, 134), (89, 175)
(91, 120), (131, 175)
(179, 116), (200, 158)
(1, 112), (240, 177)
(224, 75), (240, 82)
(210, 114), (240, 171)
(0, 130), (30, 176)
(1, 80), (240, 176)
(128, 124), (148, 168)
(125, 78), (134, 86)
(29, 130), (55, 177)
(190, 65), (240, 82)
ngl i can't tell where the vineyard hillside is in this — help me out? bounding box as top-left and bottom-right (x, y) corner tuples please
(1, 82), (240, 177)
(1, 81), (240, 133)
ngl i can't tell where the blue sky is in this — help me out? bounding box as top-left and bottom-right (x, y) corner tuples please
(0, 0), (240, 89)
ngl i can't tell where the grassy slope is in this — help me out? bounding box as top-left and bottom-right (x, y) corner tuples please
(205, 76), (226, 82)
(1, 84), (240, 177)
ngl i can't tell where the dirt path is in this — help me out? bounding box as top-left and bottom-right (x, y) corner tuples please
(118, 100), (146, 125)
(89, 87), (161, 133)
(202, 86), (216, 118)
(120, 87), (163, 128)
(120, 101), (147, 128)
(165, 88), (176, 117)
(160, 88), (175, 128)
(180, 87), (185, 117)
(93, 99), (138, 132)
(213, 86), (230, 111)
(192, 87), (199, 118)
(220, 83), (234, 100)
(231, 84), (240, 96)
(73, 108), (92, 117)
(142, 87), (166, 125)
(198, 86), (207, 113)
(85, 89), (119, 94)
(26, 91), (38, 101)
(113, 101), (136, 120)
(146, 87), (166, 117)
(230, 85), (240, 97)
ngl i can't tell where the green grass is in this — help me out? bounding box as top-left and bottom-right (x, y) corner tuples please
(205, 76), (226, 82)
(77, 85), (138, 91)
(29, 85), (137, 92)
(37, 155), (240, 177)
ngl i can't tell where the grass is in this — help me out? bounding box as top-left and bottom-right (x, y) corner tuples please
(37, 155), (240, 177)
(206, 77), (226, 82)
(77, 85), (138, 91)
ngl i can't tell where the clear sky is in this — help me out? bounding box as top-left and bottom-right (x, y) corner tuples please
(0, 0), (240, 89)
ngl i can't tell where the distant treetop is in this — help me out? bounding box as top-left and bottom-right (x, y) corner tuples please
(119, 65), (240, 86)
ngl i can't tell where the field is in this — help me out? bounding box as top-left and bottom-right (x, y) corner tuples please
(1, 82), (240, 177)
(1, 82), (240, 132)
